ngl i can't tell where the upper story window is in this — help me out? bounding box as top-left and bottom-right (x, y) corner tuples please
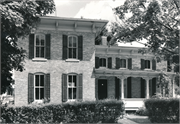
(145, 60), (150, 69)
(100, 58), (106, 67)
(63, 35), (83, 61)
(120, 59), (127, 68)
(68, 36), (77, 59)
(35, 34), (45, 58)
(29, 34), (51, 60)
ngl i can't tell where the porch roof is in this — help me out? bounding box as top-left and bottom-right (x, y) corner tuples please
(94, 68), (175, 79)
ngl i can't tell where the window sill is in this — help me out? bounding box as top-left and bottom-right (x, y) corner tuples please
(65, 59), (80, 62)
(32, 58), (47, 62)
(119, 68), (127, 69)
(67, 99), (76, 102)
(144, 69), (152, 70)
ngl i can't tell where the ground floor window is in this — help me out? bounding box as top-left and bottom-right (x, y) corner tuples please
(35, 74), (44, 100)
(68, 74), (77, 100)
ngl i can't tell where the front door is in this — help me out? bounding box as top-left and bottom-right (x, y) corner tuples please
(98, 79), (107, 100)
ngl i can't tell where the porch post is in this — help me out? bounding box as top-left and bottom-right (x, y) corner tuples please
(121, 78), (124, 99)
(145, 78), (149, 99)
(172, 76), (175, 97)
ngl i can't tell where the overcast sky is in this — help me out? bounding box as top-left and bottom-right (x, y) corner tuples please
(49, 0), (145, 47)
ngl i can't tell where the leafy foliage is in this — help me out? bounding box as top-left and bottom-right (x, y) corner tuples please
(1, 99), (125, 123)
(110, 0), (179, 71)
(144, 98), (179, 123)
(1, 0), (55, 93)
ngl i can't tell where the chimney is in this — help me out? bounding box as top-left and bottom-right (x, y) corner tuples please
(101, 36), (107, 45)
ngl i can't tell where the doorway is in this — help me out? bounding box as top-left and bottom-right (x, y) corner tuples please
(98, 79), (107, 100)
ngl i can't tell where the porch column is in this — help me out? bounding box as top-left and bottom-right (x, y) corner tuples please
(121, 78), (124, 99)
(172, 76), (175, 97)
(145, 78), (150, 99)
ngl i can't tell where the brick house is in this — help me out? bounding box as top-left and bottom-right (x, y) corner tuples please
(14, 16), (175, 109)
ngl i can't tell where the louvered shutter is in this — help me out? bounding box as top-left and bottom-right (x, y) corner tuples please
(141, 78), (145, 98)
(152, 78), (156, 96)
(128, 58), (132, 69)
(62, 74), (67, 102)
(108, 57), (112, 69)
(45, 73), (50, 101)
(141, 59), (145, 70)
(62, 35), (68, 60)
(28, 73), (34, 103)
(46, 34), (51, 59)
(77, 74), (83, 101)
(95, 57), (100, 69)
(152, 59), (156, 70)
(29, 34), (34, 59)
(115, 77), (120, 99)
(116, 58), (120, 69)
(78, 35), (83, 60)
(127, 77), (131, 98)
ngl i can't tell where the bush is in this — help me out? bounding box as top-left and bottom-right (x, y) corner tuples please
(144, 98), (179, 123)
(1, 99), (125, 123)
(135, 107), (149, 116)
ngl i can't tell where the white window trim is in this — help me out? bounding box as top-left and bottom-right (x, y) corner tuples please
(120, 58), (128, 69)
(34, 73), (45, 102)
(34, 33), (46, 59)
(99, 57), (107, 68)
(144, 59), (152, 70)
(67, 73), (77, 101)
(67, 35), (78, 59)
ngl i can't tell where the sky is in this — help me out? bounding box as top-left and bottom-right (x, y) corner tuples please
(48, 0), (146, 47)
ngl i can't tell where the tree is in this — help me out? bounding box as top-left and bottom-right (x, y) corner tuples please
(1, 0), (55, 93)
(110, 0), (179, 86)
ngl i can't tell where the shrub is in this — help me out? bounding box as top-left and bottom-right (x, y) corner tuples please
(135, 107), (149, 116)
(144, 98), (179, 123)
(1, 99), (125, 123)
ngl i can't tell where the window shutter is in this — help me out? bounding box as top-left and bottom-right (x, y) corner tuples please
(152, 78), (156, 96)
(77, 73), (83, 101)
(45, 73), (50, 101)
(28, 73), (34, 104)
(29, 34), (34, 59)
(115, 77), (120, 99)
(108, 57), (112, 69)
(152, 59), (156, 70)
(116, 58), (120, 69)
(78, 35), (83, 60)
(127, 77), (131, 98)
(46, 34), (51, 59)
(62, 35), (68, 60)
(141, 78), (145, 98)
(141, 59), (145, 70)
(95, 57), (100, 69)
(167, 60), (171, 72)
(62, 74), (67, 102)
(128, 58), (132, 69)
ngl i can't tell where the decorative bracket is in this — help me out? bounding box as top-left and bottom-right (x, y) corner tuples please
(55, 21), (59, 28)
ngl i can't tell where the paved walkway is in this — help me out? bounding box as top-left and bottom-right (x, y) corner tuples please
(118, 114), (151, 124)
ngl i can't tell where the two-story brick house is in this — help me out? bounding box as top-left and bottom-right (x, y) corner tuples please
(14, 16), (175, 109)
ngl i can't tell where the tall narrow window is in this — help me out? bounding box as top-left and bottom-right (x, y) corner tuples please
(35, 75), (44, 100)
(35, 34), (45, 58)
(120, 59), (126, 68)
(145, 60), (150, 69)
(68, 36), (77, 59)
(68, 74), (77, 100)
(100, 58), (106, 67)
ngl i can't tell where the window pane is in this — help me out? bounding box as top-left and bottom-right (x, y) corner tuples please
(36, 47), (40, 57)
(41, 39), (45, 46)
(69, 37), (72, 47)
(148, 61), (150, 68)
(36, 35), (39, 45)
(122, 59), (126, 68)
(73, 48), (76, 58)
(69, 48), (72, 58)
(68, 88), (72, 99)
(103, 58), (106, 67)
(40, 47), (45, 57)
(69, 75), (72, 82)
(40, 75), (44, 86)
(73, 75), (76, 86)
(35, 75), (39, 86)
(100, 58), (103, 66)
(73, 37), (76, 47)
(35, 88), (39, 99)
(40, 88), (44, 99)
(73, 88), (76, 99)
